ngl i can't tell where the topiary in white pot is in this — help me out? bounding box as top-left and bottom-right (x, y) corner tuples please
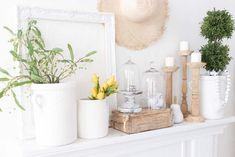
(200, 9), (234, 119)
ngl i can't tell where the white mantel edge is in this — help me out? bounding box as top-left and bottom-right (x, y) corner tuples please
(13, 116), (235, 157)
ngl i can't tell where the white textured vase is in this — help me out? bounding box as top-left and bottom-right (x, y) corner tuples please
(31, 82), (78, 146)
(78, 99), (109, 139)
(200, 74), (230, 119)
(171, 104), (184, 124)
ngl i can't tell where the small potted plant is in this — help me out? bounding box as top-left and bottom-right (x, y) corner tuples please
(200, 9), (234, 119)
(0, 20), (96, 146)
(78, 74), (118, 139)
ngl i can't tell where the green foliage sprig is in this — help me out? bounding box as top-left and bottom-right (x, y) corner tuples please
(0, 20), (96, 110)
(201, 41), (231, 72)
(201, 9), (234, 41)
(200, 9), (234, 73)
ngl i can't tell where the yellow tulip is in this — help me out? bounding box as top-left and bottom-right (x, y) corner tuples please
(91, 87), (98, 97)
(92, 74), (99, 85)
(101, 82), (108, 91)
(113, 82), (118, 89)
(89, 74), (118, 100)
(112, 80), (117, 86)
(97, 92), (105, 100)
(107, 75), (115, 86)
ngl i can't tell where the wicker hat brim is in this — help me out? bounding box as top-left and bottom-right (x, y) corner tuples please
(98, 0), (168, 50)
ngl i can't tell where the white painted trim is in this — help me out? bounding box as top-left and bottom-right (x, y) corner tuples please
(14, 117), (235, 157)
(16, 6), (116, 139)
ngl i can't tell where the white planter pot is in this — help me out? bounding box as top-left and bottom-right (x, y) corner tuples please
(31, 82), (78, 146)
(78, 99), (109, 139)
(200, 75), (230, 119)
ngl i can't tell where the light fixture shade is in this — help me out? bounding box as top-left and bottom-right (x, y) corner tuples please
(142, 62), (165, 109)
(118, 58), (142, 113)
(121, 59), (140, 92)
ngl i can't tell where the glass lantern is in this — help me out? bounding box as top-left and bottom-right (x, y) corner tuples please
(118, 59), (142, 113)
(142, 62), (165, 109)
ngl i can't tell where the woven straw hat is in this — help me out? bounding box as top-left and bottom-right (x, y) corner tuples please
(98, 0), (168, 50)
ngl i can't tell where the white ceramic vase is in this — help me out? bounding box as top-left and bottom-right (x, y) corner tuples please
(78, 99), (109, 139)
(200, 73), (231, 119)
(31, 82), (78, 146)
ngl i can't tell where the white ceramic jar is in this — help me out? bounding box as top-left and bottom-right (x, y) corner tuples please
(31, 82), (78, 146)
(78, 99), (109, 139)
(200, 74), (230, 119)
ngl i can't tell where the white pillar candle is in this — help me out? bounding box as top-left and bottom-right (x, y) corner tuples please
(165, 57), (174, 67)
(179, 41), (189, 51)
(191, 52), (201, 63)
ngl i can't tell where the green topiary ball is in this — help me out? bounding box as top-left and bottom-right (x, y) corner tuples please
(200, 41), (232, 72)
(201, 9), (234, 41)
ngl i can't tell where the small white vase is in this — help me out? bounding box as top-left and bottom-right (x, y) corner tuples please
(200, 74), (231, 119)
(31, 82), (78, 146)
(78, 99), (109, 139)
(171, 104), (184, 124)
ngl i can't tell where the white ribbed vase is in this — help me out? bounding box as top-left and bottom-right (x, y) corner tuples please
(200, 75), (230, 119)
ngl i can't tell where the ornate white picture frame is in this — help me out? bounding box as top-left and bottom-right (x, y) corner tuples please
(16, 7), (116, 139)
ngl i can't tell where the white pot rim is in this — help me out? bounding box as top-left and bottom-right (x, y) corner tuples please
(80, 98), (106, 102)
(31, 81), (78, 90)
(200, 75), (225, 80)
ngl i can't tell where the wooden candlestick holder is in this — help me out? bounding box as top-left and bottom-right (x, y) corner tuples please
(162, 66), (179, 108)
(177, 50), (192, 118)
(186, 62), (206, 122)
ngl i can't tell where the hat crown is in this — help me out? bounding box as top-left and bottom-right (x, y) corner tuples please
(120, 0), (158, 22)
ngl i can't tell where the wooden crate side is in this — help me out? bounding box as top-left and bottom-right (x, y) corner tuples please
(130, 110), (173, 133)
(111, 109), (173, 134)
(111, 112), (132, 133)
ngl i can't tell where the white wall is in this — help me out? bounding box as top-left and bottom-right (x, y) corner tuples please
(0, 0), (19, 141)
(0, 0), (234, 156)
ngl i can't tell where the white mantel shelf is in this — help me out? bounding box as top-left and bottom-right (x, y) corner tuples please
(11, 116), (235, 157)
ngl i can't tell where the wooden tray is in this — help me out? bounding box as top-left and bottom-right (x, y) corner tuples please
(111, 108), (174, 134)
